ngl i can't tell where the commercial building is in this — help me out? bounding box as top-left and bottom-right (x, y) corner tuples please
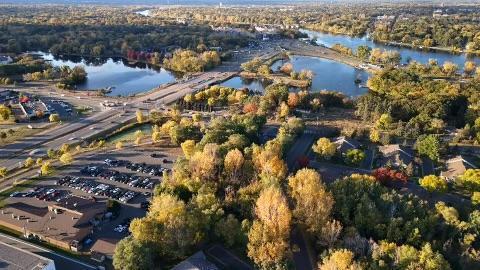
(0, 196), (106, 251)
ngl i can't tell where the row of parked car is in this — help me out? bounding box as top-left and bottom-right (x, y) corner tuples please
(10, 187), (68, 202)
(104, 159), (169, 177)
(81, 165), (156, 190)
(114, 217), (133, 233)
(57, 176), (138, 203)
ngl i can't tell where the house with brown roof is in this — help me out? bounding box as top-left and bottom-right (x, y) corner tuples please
(440, 155), (478, 181)
(0, 196), (106, 251)
(333, 136), (361, 156)
(377, 144), (414, 169)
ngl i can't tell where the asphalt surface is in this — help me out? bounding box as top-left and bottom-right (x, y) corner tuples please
(0, 233), (97, 270)
(0, 71), (236, 171)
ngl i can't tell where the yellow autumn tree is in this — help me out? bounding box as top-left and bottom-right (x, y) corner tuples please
(312, 138), (336, 160)
(318, 249), (363, 270)
(59, 152), (73, 165)
(248, 186), (292, 269)
(288, 168), (334, 235)
(224, 148), (245, 184)
(136, 109), (145, 123)
(129, 193), (194, 259)
(181, 140), (196, 159)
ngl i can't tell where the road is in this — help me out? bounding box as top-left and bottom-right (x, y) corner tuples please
(0, 71), (236, 171)
(0, 233), (97, 270)
(285, 132), (317, 270)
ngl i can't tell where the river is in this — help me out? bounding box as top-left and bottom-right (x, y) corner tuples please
(40, 53), (178, 97)
(301, 29), (480, 67)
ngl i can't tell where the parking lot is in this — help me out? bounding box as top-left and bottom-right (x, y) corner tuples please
(6, 146), (179, 256)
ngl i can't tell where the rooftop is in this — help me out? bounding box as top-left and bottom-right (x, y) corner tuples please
(0, 241), (55, 270)
(441, 155), (477, 180)
(0, 196), (106, 246)
(378, 144), (414, 167)
(172, 251), (219, 270)
(333, 136), (360, 153)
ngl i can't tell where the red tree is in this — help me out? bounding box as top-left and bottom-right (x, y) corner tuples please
(372, 167), (407, 187)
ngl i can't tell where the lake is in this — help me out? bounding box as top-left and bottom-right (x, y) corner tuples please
(39, 53), (178, 97)
(221, 55), (370, 97)
(301, 29), (480, 67)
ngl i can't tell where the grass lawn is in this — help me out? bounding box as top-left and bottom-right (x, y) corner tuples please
(0, 125), (50, 146)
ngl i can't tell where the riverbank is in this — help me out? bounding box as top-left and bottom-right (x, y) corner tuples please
(279, 39), (378, 73)
(301, 28), (480, 56)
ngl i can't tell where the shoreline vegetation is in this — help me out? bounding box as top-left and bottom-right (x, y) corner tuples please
(306, 27), (479, 56)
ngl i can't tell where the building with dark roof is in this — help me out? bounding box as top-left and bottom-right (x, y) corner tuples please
(0, 241), (56, 270)
(0, 196), (106, 251)
(378, 144), (414, 168)
(333, 136), (361, 155)
(172, 251), (219, 270)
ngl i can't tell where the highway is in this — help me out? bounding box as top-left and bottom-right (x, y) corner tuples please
(0, 71), (236, 171)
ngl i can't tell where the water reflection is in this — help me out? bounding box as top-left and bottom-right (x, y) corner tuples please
(39, 52), (179, 97)
(221, 55), (369, 97)
(301, 29), (480, 67)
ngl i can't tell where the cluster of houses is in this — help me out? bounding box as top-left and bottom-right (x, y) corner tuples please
(331, 135), (477, 182)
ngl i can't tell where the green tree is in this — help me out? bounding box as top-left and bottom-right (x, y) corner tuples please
(112, 237), (154, 270)
(47, 149), (57, 159)
(356, 45), (371, 60)
(419, 175), (448, 193)
(129, 194), (196, 259)
(345, 149), (366, 166)
(214, 214), (244, 248)
(375, 113), (393, 130)
(370, 128), (381, 143)
(415, 135), (441, 161)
